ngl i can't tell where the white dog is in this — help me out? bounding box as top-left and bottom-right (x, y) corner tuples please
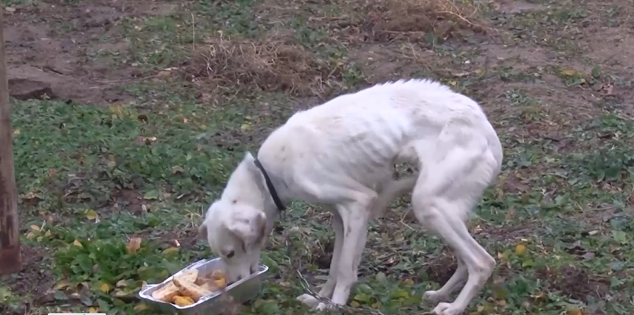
(199, 79), (503, 315)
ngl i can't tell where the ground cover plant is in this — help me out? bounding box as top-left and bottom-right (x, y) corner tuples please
(1, 0), (634, 314)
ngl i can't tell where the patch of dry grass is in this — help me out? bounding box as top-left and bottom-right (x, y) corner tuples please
(337, 0), (487, 43)
(183, 32), (347, 97)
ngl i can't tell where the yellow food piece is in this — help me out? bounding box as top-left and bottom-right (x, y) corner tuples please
(151, 269), (200, 302)
(151, 282), (180, 302)
(172, 278), (212, 301)
(172, 295), (195, 307)
(214, 278), (226, 289)
(200, 280), (220, 292)
(175, 269), (199, 283)
(210, 270), (226, 280)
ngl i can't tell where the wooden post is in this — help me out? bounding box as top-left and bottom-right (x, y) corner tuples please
(0, 1), (22, 275)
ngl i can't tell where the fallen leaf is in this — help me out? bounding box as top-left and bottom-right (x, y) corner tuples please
(110, 104), (124, 118)
(127, 237), (142, 254)
(560, 68), (579, 77)
(350, 301), (360, 308)
(134, 303), (150, 311)
(171, 166), (185, 174)
(54, 280), (71, 290)
(44, 230), (52, 237)
(100, 283), (110, 293)
(26, 232), (36, 240)
(88, 307), (99, 313)
(515, 244), (527, 256)
(114, 289), (128, 297)
(566, 307), (583, 315)
(116, 279), (128, 288)
(157, 70), (172, 78)
(73, 239), (83, 248)
(402, 278), (414, 286)
(85, 209), (99, 221)
(30, 224), (41, 232)
(13, 129), (20, 135)
(162, 247), (180, 255)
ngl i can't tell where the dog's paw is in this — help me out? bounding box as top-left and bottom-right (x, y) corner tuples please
(296, 294), (320, 308)
(423, 290), (449, 303)
(315, 302), (338, 311)
(432, 302), (464, 315)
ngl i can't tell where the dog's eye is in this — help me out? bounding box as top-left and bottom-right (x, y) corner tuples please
(226, 251), (235, 259)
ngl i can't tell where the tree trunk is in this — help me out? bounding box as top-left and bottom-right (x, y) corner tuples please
(0, 2), (22, 275)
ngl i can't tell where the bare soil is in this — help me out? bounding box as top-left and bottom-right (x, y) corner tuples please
(4, 0), (178, 105)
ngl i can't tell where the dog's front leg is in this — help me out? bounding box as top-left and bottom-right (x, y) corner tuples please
(315, 202), (370, 311)
(296, 209), (344, 307)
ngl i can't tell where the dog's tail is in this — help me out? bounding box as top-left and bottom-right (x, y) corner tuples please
(370, 175), (418, 220)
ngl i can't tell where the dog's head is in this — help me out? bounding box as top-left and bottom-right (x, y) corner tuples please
(199, 201), (267, 282)
(198, 152), (271, 283)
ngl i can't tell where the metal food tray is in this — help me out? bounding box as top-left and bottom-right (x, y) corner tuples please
(138, 258), (269, 315)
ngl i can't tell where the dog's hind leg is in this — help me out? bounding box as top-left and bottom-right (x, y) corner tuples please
(297, 209), (344, 307)
(423, 256), (467, 303)
(410, 131), (501, 315)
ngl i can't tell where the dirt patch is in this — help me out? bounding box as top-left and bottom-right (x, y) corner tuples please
(0, 245), (54, 312)
(424, 251), (458, 284)
(579, 22), (634, 69)
(490, 0), (547, 14)
(109, 188), (145, 214)
(3, 0), (178, 105)
(183, 31), (347, 97)
(536, 265), (610, 302)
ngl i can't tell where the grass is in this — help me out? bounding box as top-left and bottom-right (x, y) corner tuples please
(2, 0), (634, 314)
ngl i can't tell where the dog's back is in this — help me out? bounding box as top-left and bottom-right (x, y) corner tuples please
(258, 79), (502, 192)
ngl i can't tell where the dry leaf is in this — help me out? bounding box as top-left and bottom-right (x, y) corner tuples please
(30, 225), (41, 232)
(88, 307), (100, 313)
(55, 280), (71, 290)
(560, 68), (579, 76)
(127, 237), (142, 254)
(86, 209), (99, 221)
(134, 303), (149, 311)
(100, 283), (110, 293)
(515, 244), (527, 256)
(73, 239), (83, 248)
(162, 247), (180, 255)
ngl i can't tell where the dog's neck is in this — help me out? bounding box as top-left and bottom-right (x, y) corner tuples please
(221, 160), (284, 234)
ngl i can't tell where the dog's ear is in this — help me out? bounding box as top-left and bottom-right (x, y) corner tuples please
(226, 210), (267, 248)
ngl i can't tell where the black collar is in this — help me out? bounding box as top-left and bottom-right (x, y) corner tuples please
(253, 158), (286, 211)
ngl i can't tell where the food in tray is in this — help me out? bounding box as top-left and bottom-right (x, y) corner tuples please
(151, 268), (229, 307)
